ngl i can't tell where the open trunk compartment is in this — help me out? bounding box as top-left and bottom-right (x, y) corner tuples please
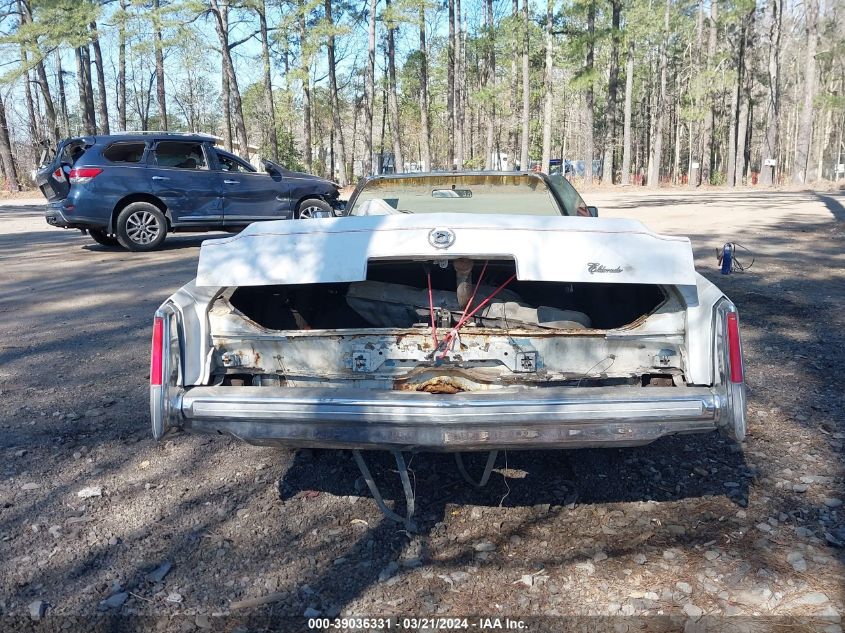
(208, 258), (686, 392)
(227, 259), (666, 332)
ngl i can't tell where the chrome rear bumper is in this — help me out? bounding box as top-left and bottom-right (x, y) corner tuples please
(168, 386), (724, 450)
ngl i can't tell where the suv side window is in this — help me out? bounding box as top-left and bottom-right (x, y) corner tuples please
(103, 141), (146, 163)
(548, 173), (591, 216)
(153, 141), (207, 170)
(217, 152), (256, 173)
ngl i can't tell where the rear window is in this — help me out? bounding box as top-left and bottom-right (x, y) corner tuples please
(103, 141), (146, 163)
(348, 174), (564, 216)
(59, 140), (91, 166)
(154, 141), (207, 169)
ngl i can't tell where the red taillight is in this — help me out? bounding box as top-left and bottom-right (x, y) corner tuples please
(68, 167), (102, 183)
(52, 167), (65, 181)
(726, 312), (743, 383)
(150, 316), (164, 386)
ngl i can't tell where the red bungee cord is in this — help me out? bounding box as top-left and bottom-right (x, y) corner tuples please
(426, 270), (438, 350)
(438, 269), (515, 360)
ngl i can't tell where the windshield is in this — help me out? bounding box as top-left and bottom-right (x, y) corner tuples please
(348, 173), (567, 216)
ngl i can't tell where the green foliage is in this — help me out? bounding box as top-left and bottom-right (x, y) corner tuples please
(241, 81), (303, 170)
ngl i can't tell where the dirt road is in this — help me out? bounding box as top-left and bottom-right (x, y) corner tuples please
(1, 189), (843, 630)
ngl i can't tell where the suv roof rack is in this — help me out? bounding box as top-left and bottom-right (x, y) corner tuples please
(112, 130), (218, 139)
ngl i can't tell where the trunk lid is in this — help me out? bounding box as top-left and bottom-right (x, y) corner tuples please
(195, 214), (699, 304)
(35, 137), (94, 201)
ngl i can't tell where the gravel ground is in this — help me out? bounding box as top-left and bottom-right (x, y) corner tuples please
(0, 188), (843, 631)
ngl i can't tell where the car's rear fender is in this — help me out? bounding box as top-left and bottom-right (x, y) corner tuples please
(109, 193), (169, 233)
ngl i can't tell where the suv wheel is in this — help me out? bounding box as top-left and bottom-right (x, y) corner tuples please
(296, 198), (333, 219)
(88, 228), (121, 248)
(115, 202), (167, 251)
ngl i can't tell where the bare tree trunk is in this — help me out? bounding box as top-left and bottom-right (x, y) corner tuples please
(509, 0), (519, 169)
(760, 0), (780, 186)
(20, 62), (38, 144)
(17, 0), (38, 143)
(727, 8), (753, 188)
(222, 67), (232, 151)
(385, 0), (403, 172)
(282, 26), (293, 141)
(673, 100), (683, 184)
(519, 0), (530, 170)
(56, 51), (70, 135)
(379, 47), (388, 168)
(90, 21), (110, 135)
(792, 0), (818, 184)
(152, 0), (168, 129)
(365, 0), (376, 174)
(688, 0), (704, 187)
(484, 0), (495, 169)
(418, 1), (431, 171)
(325, 0), (348, 184)
(700, 0), (717, 185)
(351, 90), (359, 174)
(815, 106), (831, 180)
(454, 0), (464, 168)
(620, 40), (634, 185)
(258, 0), (278, 159)
(210, 0), (249, 158)
(80, 45), (97, 132)
(0, 94), (19, 193)
(726, 78), (739, 185)
(447, 0), (455, 168)
(647, 0), (670, 187)
(37, 61), (59, 145)
(298, 4), (312, 171)
(734, 92), (751, 186)
(583, 0), (595, 183)
(602, 0), (621, 184)
(75, 47), (95, 135)
(23, 69), (38, 143)
(19, 0), (58, 144)
(117, 0), (127, 131)
(734, 40), (752, 184)
(540, 0), (554, 173)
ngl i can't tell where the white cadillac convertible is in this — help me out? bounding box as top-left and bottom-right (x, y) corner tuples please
(150, 172), (745, 523)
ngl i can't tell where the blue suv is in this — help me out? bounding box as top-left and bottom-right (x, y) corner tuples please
(37, 133), (342, 251)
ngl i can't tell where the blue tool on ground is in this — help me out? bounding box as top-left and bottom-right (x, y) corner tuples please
(720, 244), (733, 274)
(717, 242), (754, 275)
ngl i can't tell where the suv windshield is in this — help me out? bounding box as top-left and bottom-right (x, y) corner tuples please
(348, 173), (569, 216)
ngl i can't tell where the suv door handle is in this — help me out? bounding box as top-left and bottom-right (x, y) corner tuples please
(151, 176), (169, 181)
(223, 179), (240, 185)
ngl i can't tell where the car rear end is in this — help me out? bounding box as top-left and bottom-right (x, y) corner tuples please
(38, 138), (94, 227)
(150, 215), (746, 450)
(41, 137), (147, 232)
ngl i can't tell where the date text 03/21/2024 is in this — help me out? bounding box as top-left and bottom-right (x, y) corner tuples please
(307, 617), (527, 630)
